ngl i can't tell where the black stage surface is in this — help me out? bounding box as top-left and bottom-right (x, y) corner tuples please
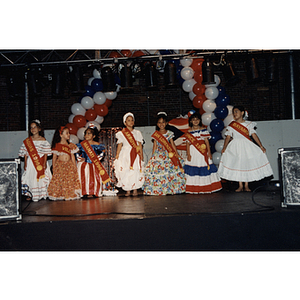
(1, 180), (300, 250)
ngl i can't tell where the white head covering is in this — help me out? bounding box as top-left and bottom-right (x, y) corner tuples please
(123, 112), (134, 125)
(157, 111), (167, 116)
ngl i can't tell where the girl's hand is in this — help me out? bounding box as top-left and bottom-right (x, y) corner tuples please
(221, 148), (226, 154)
(208, 153), (212, 160)
(260, 146), (266, 153)
(115, 154), (119, 160)
(187, 154), (191, 161)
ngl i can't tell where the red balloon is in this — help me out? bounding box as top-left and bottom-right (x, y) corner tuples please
(199, 107), (206, 115)
(193, 82), (206, 95)
(104, 99), (113, 108)
(194, 71), (203, 84)
(192, 95), (206, 108)
(73, 115), (87, 128)
(191, 58), (204, 71)
(85, 109), (97, 121)
(121, 50), (132, 57)
(94, 104), (109, 117)
(66, 123), (78, 135)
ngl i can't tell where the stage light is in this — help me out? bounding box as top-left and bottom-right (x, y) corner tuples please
(27, 67), (44, 96)
(6, 71), (25, 98)
(202, 58), (215, 85)
(69, 65), (84, 94)
(265, 56), (278, 84)
(52, 68), (66, 97)
(101, 66), (116, 92)
(144, 62), (158, 89)
(221, 61), (240, 86)
(245, 56), (261, 83)
(164, 61), (177, 87)
(119, 63), (133, 90)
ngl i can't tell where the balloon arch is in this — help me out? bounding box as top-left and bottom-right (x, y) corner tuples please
(180, 57), (234, 166)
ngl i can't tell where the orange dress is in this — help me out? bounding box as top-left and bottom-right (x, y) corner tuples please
(47, 145), (81, 200)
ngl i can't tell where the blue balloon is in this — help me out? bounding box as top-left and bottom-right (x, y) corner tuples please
(84, 85), (95, 97)
(215, 95), (231, 107)
(209, 131), (222, 145)
(91, 78), (103, 91)
(210, 119), (224, 133)
(217, 86), (226, 97)
(214, 106), (229, 119)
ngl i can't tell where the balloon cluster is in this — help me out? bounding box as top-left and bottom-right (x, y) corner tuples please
(179, 58), (234, 167)
(66, 68), (118, 144)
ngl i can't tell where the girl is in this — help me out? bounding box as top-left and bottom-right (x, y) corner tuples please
(114, 112), (144, 196)
(218, 105), (273, 192)
(143, 112), (186, 196)
(18, 120), (52, 202)
(76, 125), (109, 198)
(184, 112), (222, 194)
(47, 125), (81, 200)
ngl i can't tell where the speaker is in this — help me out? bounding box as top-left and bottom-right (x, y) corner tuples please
(0, 159), (21, 221)
(278, 147), (300, 207)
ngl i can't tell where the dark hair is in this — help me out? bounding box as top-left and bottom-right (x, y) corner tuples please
(155, 113), (168, 131)
(188, 112), (202, 128)
(84, 127), (99, 142)
(232, 105), (246, 117)
(51, 126), (68, 149)
(29, 120), (44, 138)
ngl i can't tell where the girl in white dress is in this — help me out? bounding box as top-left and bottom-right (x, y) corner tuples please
(218, 105), (273, 192)
(18, 120), (52, 201)
(114, 112), (144, 196)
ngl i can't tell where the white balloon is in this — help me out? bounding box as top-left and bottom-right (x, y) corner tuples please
(212, 152), (221, 165)
(95, 115), (104, 124)
(189, 91), (196, 101)
(223, 113), (234, 127)
(87, 77), (94, 86)
(202, 99), (217, 113)
(201, 112), (216, 126)
(93, 69), (101, 79)
(68, 114), (75, 123)
(71, 103), (86, 116)
(180, 67), (194, 80)
(93, 91), (106, 105)
(81, 96), (94, 110)
(182, 79), (196, 93)
(116, 84), (121, 93)
(227, 105), (233, 115)
(215, 139), (225, 153)
(180, 58), (193, 67)
(85, 120), (100, 131)
(105, 91), (117, 100)
(77, 127), (86, 140)
(205, 86), (219, 100)
(205, 74), (221, 87)
(69, 134), (79, 144)
(221, 128), (227, 139)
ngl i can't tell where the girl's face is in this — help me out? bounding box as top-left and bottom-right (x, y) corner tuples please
(60, 128), (70, 141)
(125, 116), (134, 128)
(191, 117), (200, 127)
(30, 123), (40, 136)
(233, 108), (244, 121)
(84, 129), (95, 142)
(157, 118), (167, 130)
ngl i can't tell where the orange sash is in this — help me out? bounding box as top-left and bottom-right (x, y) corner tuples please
(52, 143), (72, 156)
(151, 130), (182, 168)
(80, 140), (110, 184)
(185, 132), (210, 170)
(121, 128), (142, 171)
(229, 121), (251, 141)
(23, 137), (45, 181)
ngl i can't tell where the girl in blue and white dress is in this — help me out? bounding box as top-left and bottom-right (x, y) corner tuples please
(218, 105), (273, 192)
(184, 112), (222, 194)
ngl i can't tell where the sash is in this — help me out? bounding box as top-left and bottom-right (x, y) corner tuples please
(80, 140), (110, 184)
(23, 137), (45, 181)
(184, 132), (210, 170)
(229, 121), (251, 141)
(151, 130), (182, 169)
(52, 143), (72, 156)
(122, 128), (142, 171)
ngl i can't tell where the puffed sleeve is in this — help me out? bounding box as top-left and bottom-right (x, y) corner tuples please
(40, 140), (52, 156)
(134, 129), (144, 143)
(201, 129), (211, 139)
(18, 143), (27, 157)
(116, 131), (124, 144)
(248, 121), (257, 135)
(224, 124), (234, 137)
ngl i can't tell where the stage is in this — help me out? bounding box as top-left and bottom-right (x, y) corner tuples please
(1, 179), (300, 251)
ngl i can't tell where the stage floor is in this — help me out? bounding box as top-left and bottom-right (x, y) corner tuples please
(20, 181), (282, 223)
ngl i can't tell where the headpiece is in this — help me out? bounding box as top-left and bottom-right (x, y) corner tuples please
(32, 119), (41, 125)
(244, 110), (249, 120)
(88, 123), (97, 130)
(123, 112), (134, 125)
(157, 112), (167, 116)
(59, 126), (66, 135)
